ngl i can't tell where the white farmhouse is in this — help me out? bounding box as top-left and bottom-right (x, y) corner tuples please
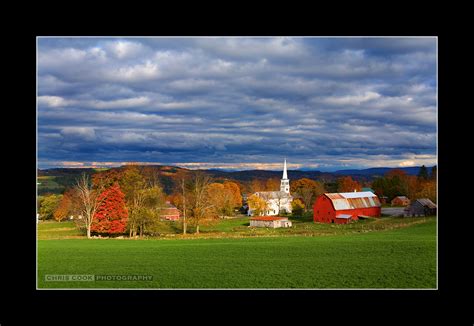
(247, 159), (293, 216)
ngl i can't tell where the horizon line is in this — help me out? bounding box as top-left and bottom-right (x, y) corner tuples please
(37, 161), (435, 172)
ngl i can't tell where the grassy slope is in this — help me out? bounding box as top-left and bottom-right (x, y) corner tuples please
(37, 219), (436, 289)
(37, 221), (84, 239)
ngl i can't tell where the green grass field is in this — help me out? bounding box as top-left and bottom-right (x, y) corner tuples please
(37, 218), (436, 289)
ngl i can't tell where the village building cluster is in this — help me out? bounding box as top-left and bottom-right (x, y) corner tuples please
(247, 159), (293, 217)
(245, 159), (437, 228)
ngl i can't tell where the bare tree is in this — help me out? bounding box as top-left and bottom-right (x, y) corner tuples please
(75, 173), (103, 238)
(298, 187), (314, 212)
(181, 178), (187, 235)
(189, 172), (213, 234)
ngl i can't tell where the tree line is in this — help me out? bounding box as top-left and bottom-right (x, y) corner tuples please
(371, 165), (436, 203)
(38, 165), (243, 238)
(37, 165), (437, 236)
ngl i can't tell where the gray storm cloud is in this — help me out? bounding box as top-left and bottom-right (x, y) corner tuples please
(38, 37), (437, 170)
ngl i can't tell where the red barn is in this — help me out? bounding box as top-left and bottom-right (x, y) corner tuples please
(391, 196), (410, 206)
(159, 202), (180, 221)
(313, 192), (381, 224)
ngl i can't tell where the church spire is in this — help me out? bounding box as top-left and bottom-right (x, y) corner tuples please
(281, 158), (290, 193)
(282, 158), (288, 180)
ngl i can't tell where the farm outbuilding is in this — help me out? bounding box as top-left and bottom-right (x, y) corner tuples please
(249, 216), (292, 228)
(379, 196), (388, 204)
(404, 198), (437, 217)
(391, 196), (410, 206)
(159, 202), (180, 221)
(313, 191), (381, 224)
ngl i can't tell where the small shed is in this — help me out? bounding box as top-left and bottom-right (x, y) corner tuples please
(391, 196), (410, 206)
(249, 216), (292, 228)
(335, 214), (352, 224)
(404, 198), (437, 217)
(159, 202), (180, 221)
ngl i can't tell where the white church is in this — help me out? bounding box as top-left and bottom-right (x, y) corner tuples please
(247, 159), (293, 216)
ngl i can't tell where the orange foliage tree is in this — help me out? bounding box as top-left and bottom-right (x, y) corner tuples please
(206, 181), (243, 218)
(265, 178), (280, 191)
(337, 176), (362, 192)
(92, 169), (124, 189)
(249, 179), (265, 193)
(371, 168), (436, 203)
(291, 178), (326, 212)
(223, 181), (242, 208)
(53, 190), (72, 222)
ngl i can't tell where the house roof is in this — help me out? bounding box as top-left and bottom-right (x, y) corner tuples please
(324, 192), (381, 210)
(255, 191), (292, 199)
(162, 201), (178, 209)
(393, 196), (409, 200)
(250, 216), (289, 221)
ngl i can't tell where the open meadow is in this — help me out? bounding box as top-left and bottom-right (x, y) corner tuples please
(37, 217), (436, 289)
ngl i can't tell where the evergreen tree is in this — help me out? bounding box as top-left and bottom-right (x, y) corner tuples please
(430, 165), (437, 181)
(418, 165), (429, 180)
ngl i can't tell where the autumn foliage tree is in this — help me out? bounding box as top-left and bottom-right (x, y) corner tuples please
(264, 178), (280, 191)
(223, 181), (243, 208)
(90, 183), (128, 235)
(92, 168), (124, 189)
(291, 178), (326, 212)
(247, 194), (269, 216)
(206, 181), (243, 218)
(291, 199), (305, 217)
(371, 168), (436, 203)
(115, 165), (166, 237)
(249, 179), (265, 193)
(207, 183), (229, 218)
(132, 186), (166, 237)
(337, 176), (362, 192)
(38, 194), (62, 220)
(53, 191), (72, 222)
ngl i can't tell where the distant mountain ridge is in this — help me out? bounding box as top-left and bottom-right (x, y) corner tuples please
(38, 164), (434, 196)
(331, 166), (431, 176)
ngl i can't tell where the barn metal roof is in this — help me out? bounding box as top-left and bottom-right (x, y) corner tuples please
(415, 198), (437, 209)
(325, 192), (381, 210)
(337, 191), (377, 198)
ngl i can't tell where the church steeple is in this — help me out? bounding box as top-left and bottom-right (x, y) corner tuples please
(281, 158), (290, 193)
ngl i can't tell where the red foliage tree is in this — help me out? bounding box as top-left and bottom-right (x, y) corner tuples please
(90, 183), (128, 235)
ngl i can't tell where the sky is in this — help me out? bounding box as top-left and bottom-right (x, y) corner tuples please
(37, 37), (437, 171)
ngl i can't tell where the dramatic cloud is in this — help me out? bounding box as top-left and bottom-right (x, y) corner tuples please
(37, 37), (437, 170)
